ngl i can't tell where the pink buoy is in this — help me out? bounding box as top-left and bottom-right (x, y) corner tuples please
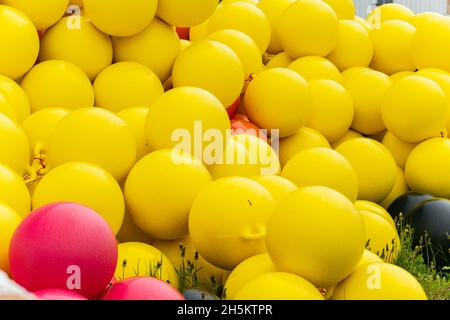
(34, 288), (88, 300)
(100, 277), (185, 300)
(9, 202), (118, 298)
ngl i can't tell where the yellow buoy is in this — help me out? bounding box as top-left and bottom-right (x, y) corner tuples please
(327, 20), (373, 71)
(0, 202), (22, 273)
(370, 20), (416, 75)
(279, 127), (330, 167)
(145, 87), (230, 157)
(189, 177), (275, 270)
(83, 0), (157, 37)
(382, 132), (417, 169)
(380, 166), (409, 209)
(341, 66), (371, 81)
(112, 18), (181, 82)
(416, 69), (450, 135)
(282, 148), (359, 202)
(93, 62), (163, 113)
(117, 107), (152, 161)
(224, 254), (276, 300)
(189, 19), (209, 42)
(331, 129), (363, 149)
(405, 137), (450, 198)
(277, 0), (338, 58)
(207, 29), (264, 78)
(209, 134), (281, 179)
(172, 41), (244, 107)
(20, 60), (94, 113)
(0, 75), (30, 123)
(355, 200), (396, 228)
(265, 52), (294, 69)
(307, 79), (354, 143)
(0, 93), (17, 123)
(381, 76), (448, 143)
(244, 68), (311, 137)
(411, 12), (442, 29)
(360, 210), (400, 262)
(266, 186), (366, 288)
(39, 16), (113, 81)
(207, 2), (271, 53)
(33, 162), (125, 234)
(289, 56), (343, 83)
(2, 0), (68, 31)
(355, 250), (383, 269)
(48, 108), (136, 181)
(257, 0), (295, 54)
(0, 5), (39, 79)
(336, 138), (397, 202)
(390, 71), (415, 82)
(344, 69), (392, 135)
(323, 0), (355, 20)
(354, 16), (373, 33)
(124, 150), (212, 240)
(251, 176), (297, 203)
(235, 272), (324, 300)
(366, 3), (414, 26)
(156, 0), (217, 27)
(0, 163), (30, 218)
(333, 263), (427, 300)
(0, 113), (29, 175)
(21, 107), (70, 157)
(412, 16), (450, 72)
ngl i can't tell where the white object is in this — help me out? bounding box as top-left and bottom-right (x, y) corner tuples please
(0, 271), (35, 300)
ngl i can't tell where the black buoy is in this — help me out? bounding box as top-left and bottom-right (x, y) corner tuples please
(409, 198), (450, 269)
(387, 192), (435, 221)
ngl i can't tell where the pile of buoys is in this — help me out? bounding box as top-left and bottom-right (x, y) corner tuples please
(0, 0), (449, 300)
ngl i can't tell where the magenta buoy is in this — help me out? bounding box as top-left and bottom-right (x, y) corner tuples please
(9, 202), (118, 298)
(100, 277), (185, 300)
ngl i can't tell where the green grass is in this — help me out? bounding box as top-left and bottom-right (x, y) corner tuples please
(115, 216), (448, 300)
(394, 215), (450, 300)
(174, 244), (201, 292)
(172, 217), (449, 300)
(173, 244), (225, 298)
(118, 255), (169, 284)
